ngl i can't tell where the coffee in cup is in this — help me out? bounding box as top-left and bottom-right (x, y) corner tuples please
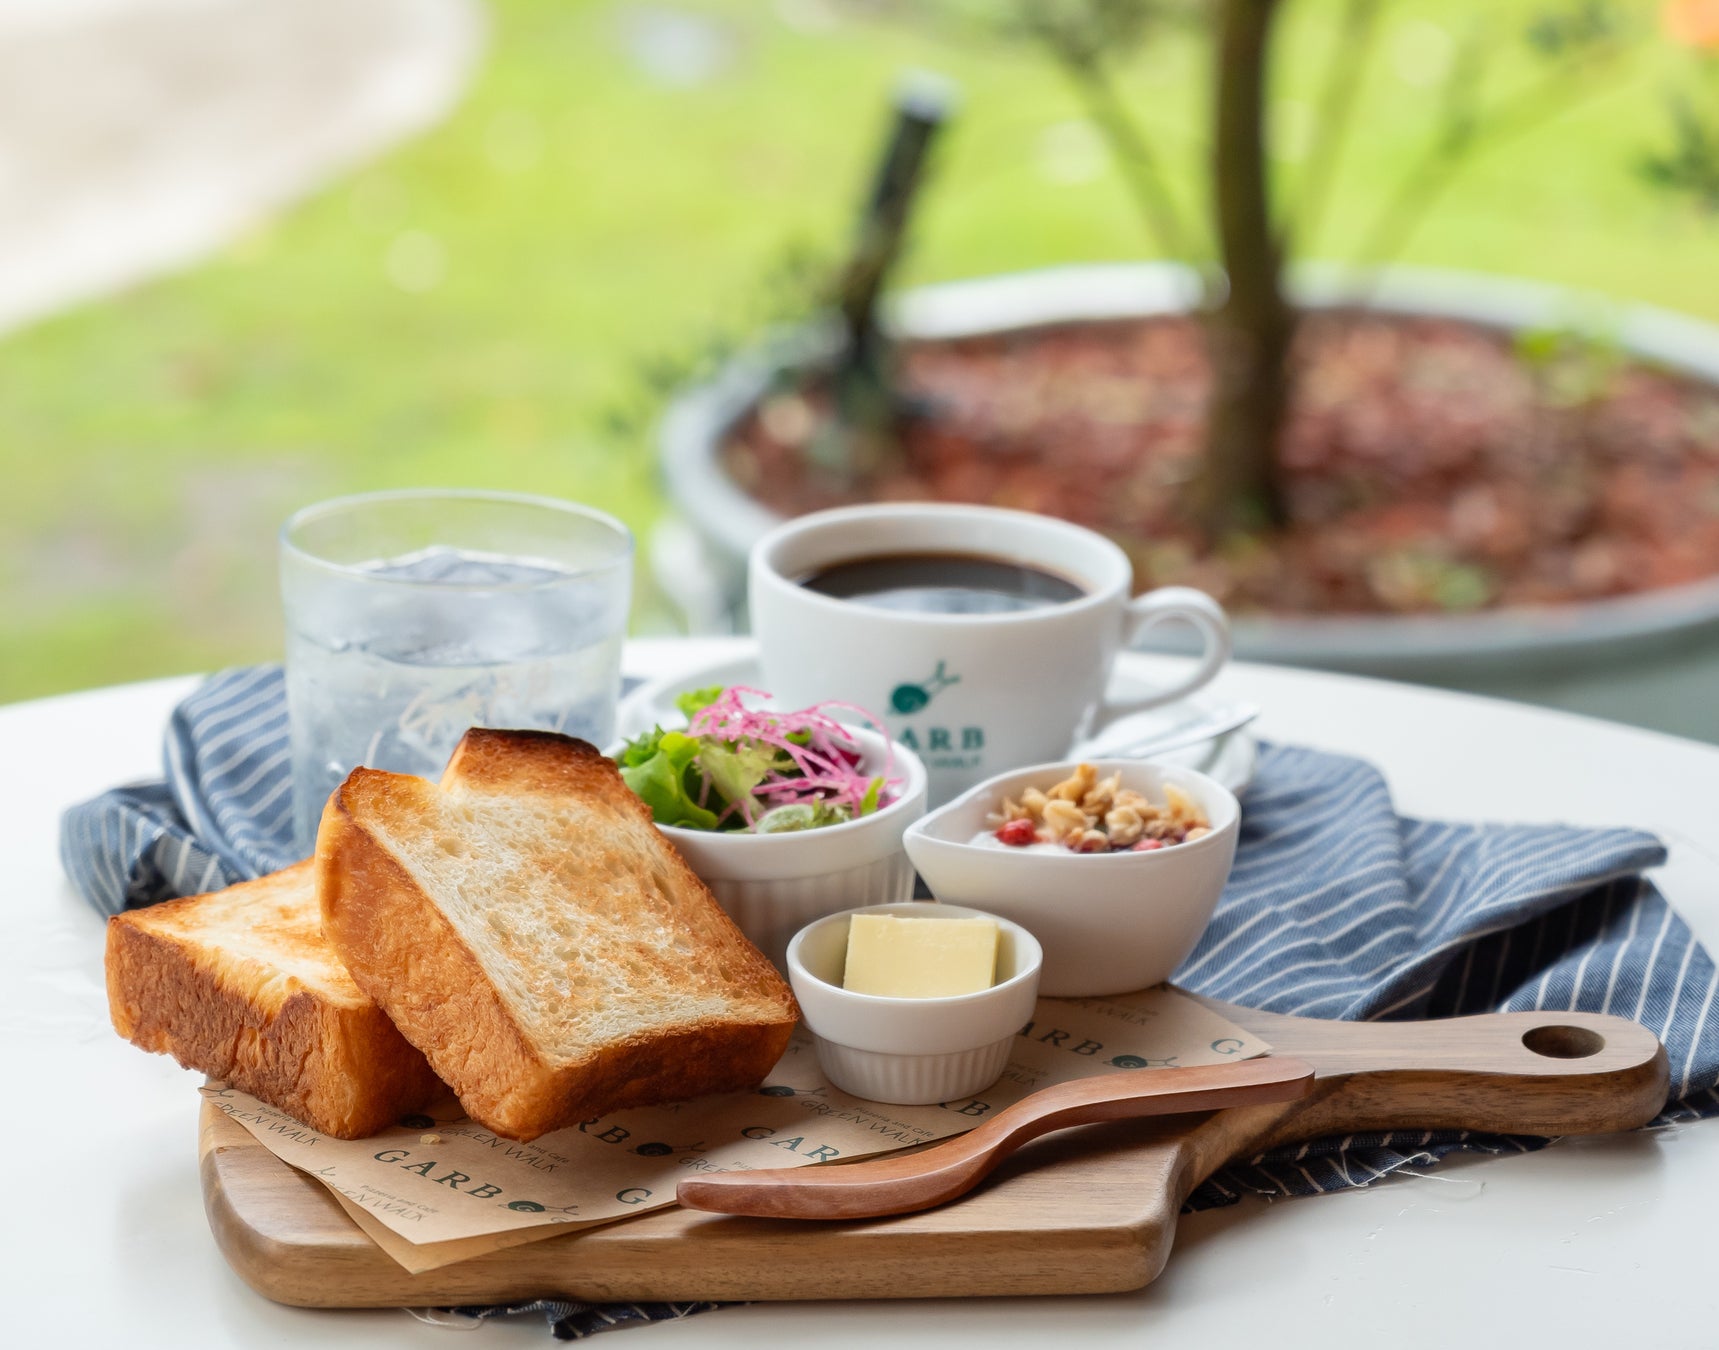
(797, 552), (1086, 615)
(750, 504), (1231, 805)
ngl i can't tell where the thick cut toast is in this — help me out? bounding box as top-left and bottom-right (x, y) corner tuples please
(105, 861), (444, 1139)
(316, 729), (800, 1142)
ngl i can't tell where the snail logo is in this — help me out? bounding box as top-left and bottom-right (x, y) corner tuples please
(755, 1083), (828, 1099)
(1107, 1054), (1148, 1070)
(890, 660), (960, 715)
(632, 1139), (707, 1158)
(507, 1200), (547, 1212)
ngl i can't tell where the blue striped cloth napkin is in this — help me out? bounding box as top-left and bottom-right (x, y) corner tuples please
(62, 664), (1719, 1338)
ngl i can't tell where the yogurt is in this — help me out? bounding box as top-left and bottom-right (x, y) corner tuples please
(967, 829), (1067, 856)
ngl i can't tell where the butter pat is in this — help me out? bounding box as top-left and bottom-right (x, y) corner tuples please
(842, 914), (999, 998)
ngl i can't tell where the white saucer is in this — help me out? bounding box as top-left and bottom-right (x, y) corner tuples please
(617, 652), (1258, 793)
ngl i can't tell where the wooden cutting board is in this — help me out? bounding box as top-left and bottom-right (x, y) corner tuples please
(198, 996), (1668, 1308)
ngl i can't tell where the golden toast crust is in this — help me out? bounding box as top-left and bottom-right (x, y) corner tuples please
(315, 803), (557, 1137)
(104, 861), (443, 1139)
(318, 730), (799, 1142)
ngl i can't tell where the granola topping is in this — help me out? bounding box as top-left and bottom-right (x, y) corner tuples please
(978, 763), (1212, 854)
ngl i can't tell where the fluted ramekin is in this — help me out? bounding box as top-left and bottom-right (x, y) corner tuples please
(659, 730), (927, 971)
(786, 901), (1043, 1105)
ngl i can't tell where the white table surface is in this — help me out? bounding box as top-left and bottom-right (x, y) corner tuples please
(7, 636), (1719, 1345)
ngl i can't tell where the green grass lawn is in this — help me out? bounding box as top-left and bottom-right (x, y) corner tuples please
(2, 0), (1712, 702)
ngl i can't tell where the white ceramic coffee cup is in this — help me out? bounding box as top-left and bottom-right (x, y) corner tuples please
(750, 503), (1231, 805)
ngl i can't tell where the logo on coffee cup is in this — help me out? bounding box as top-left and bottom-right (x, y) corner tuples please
(896, 725), (985, 756)
(889, 660), (961, 715)
(886, 660), (984, 770)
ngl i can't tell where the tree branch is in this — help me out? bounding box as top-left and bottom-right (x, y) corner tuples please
(1356, 29), (1631, 269)
(1027, 10), (1204, 263)
(1288, 0), (1382, 255)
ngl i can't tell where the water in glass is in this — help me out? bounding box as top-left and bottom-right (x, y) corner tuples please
(286, 544), (625, 852)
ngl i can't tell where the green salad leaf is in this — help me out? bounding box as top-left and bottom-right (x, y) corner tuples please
(755, 801), (852, 833)
(616, 724), (666, 769)
(618, 729), (719, 830)
(699, 739), (781, 820)
(674, 685), (726, 721)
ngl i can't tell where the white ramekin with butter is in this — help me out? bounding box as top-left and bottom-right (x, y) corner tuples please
(785, 901), (1042, 1105)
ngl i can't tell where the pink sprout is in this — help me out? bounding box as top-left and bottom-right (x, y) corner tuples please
(685, 686), (900, 829)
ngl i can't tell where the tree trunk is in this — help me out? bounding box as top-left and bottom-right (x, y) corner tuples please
(1190, 0), (1294, 536)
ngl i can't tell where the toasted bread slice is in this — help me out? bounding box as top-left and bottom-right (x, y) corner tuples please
(105, 860), (444, 1139)
(316, 729), (800, 1142)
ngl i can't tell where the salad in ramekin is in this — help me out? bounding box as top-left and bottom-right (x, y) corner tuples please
(616, 686), (900, 834)
(613, 686), (928, 972)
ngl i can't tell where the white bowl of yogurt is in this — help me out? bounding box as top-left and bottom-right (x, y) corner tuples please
(903, 759), (1239, 996)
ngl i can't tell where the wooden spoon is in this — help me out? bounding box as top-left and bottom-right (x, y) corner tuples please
(675, 1056), (1316, 1221)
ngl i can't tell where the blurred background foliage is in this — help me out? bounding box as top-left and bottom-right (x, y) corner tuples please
(3, 0), (1718, 702)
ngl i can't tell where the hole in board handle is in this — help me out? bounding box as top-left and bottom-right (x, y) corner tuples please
(1521, 1025), (1606, 1059)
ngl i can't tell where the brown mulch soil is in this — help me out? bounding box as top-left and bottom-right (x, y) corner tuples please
(723, 312), (1719, 616)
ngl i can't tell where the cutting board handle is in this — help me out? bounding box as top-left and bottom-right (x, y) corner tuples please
(1213, 1004), (1671, 1148)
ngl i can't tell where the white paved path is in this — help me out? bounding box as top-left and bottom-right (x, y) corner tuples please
(0, 0), (484, 336)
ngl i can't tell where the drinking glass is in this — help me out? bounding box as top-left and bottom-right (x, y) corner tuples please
(280, 489), (633, 853)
